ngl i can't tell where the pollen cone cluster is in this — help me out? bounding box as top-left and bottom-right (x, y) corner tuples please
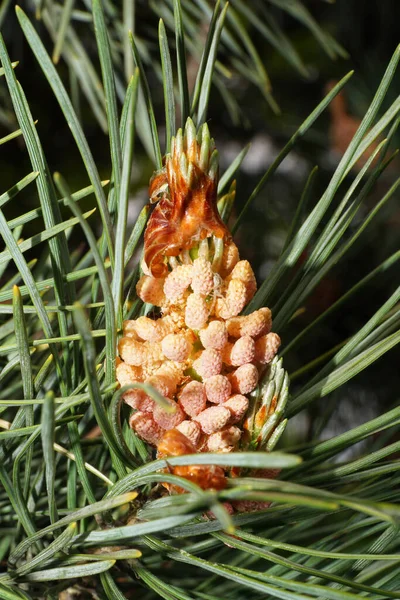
(117, 119), (286, 493)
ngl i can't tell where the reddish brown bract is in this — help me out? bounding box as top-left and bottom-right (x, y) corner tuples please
(144, 144), (229, 277)
(157, 428), (227, 491)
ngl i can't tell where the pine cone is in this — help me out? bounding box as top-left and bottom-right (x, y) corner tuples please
(116, 119), (287, 497)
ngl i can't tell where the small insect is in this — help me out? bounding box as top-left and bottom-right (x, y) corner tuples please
(157, 429), (227, 492)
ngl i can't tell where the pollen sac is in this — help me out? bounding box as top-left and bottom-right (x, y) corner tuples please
(118, 338), (163, 367)
(226, 307), (272, 339)
(185, 293), (210, 329)
(153, 400), (185, 429)
(193, 348), (222, 379)
(116, 362), (142, 387)
(164, 264), (193, 303)
(161, 333), (192, 362)
(122, 320), (141, 340)
(140, 394), (157, 413)
(204, 374), (231, 404)
(176, 420), (202, 447)
(178, 381), (207, 417)
(162, 308), (185, 330)
(230, 335), (256, 366)
(207, 426), (241, 452)
(118, 338), (147, 366)
(153, 361), (183, 396)
(130, 316), (159, 342)
(123, 388), (147, 411)
(221, 341), (234, 366)
(228, 363), (259, 395)
(229, 260), (257, 302)
(194, 405), (231, 434)
(145, 374), (171, 400)
(115, 361), (146, 409)
(223, 394), (249, 424)
(191, 257), (214, 296)
(255, 332), (281, 364)
(132, 316), (171, 342)
(215, 279), (247, 319)
(136, 275), (166, 305)
(129, 412), (165, 445)
(199, 320), (228, 350)
(220, 241), (239, 278)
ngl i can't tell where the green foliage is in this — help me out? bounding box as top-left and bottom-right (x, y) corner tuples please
(0, 1), (399, 599)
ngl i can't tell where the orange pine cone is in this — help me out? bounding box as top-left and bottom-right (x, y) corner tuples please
(117, 119), (287, 507)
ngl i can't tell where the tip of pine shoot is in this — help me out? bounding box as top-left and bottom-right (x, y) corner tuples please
(185, 117), (196, 148)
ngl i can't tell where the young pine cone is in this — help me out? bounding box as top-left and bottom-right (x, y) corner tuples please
(117, 119), (287, 496)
